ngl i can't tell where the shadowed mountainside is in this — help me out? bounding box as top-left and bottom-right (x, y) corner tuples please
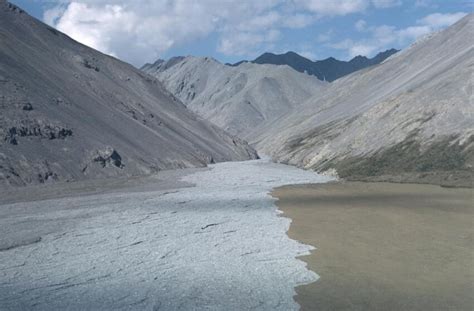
(0, 0), (257, 187)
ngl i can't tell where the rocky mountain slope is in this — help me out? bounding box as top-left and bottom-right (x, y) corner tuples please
(255, 14), (473, 186)
(0, 0), (257, 187)
(229, 49), (398, 82)
(142, 57), (326, 138)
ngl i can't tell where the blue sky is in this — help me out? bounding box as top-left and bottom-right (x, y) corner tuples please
(10, 0), (471, 66)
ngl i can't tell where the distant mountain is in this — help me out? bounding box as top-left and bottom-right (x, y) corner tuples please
(229, 49), (398, 82)
(141, 56), (326, 139)
(0, 0), (257, 187)
(255, 15), (473, 187)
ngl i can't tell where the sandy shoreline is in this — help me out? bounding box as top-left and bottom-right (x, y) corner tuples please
(273, 181), (473, 311)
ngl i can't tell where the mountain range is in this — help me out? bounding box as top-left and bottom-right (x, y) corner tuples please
(145, 15), (473, 187)
(227, 48), (398, 82)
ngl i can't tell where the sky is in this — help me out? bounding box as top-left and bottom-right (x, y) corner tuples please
(10, 0), (472, 67)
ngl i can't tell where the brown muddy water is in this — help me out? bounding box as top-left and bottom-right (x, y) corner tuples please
(273, 181), (473, 311)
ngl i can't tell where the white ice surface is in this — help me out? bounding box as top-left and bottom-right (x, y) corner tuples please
(0, 159), (333, 310)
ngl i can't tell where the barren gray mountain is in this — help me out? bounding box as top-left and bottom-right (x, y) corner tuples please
(255, 14), (473, 186)
(142, 56), (326, 139)
(0, 1), (257, 187)
(229, 49), (399, 82)
(143, 15), (473, 186)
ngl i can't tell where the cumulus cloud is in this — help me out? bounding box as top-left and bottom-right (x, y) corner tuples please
(44, 0), (320, 65)
(45, 1), (224, 65)
(328, 11), (467, 58)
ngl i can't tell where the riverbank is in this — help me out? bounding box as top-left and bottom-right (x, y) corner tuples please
(273, 181), (473, 311)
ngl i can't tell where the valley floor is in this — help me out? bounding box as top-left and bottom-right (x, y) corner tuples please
(274, 182), (473, 311)
(0, 159), (332, 310)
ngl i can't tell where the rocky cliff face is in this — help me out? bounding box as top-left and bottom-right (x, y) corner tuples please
(256, 14), (473, 187)
(142, 56), (327, 139)
(0, 1), (257, 187)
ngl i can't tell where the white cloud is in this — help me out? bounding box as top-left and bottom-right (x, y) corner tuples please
(327, 11), (467, 58)
(45, 0), (224, 65)
(52, 3), (134, 58)
(44, 0), (318, 64)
